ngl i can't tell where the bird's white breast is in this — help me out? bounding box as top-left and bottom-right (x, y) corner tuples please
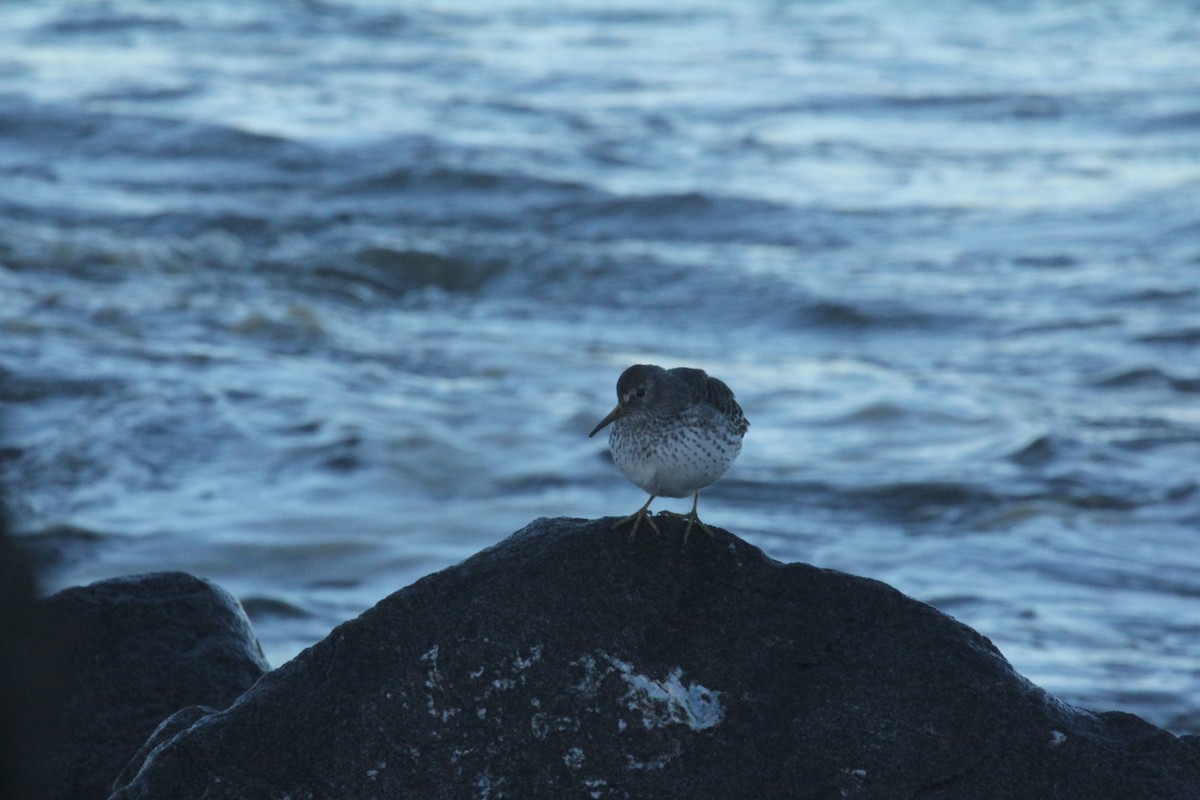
(608, 416), (743, 498)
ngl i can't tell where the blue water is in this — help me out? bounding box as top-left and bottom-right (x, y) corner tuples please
(1, 0), (1198, 733)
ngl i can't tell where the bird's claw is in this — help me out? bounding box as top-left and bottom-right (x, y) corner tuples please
(612, 507), (660, 541)
(658, 510), (715, 544)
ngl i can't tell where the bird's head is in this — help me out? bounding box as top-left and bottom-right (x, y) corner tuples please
(588, 364), (665, 437)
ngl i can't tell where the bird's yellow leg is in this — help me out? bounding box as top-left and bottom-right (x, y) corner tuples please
(658, 493), (714, 544)
(612, 495), (660, 541)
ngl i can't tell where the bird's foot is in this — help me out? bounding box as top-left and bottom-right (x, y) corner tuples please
(658, 510), (715, 544)
(612, 504), (660, 542)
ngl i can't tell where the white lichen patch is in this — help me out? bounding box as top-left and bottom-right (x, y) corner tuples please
(420, 644), (461, 722)
(474, 646), (544, 703)
(531, 711), (550, 740)
(474, 772), (495, 800)
(427, 642), (556, 743)
(421, 645), (443, 697)
(514, 645), (543, 671)
(572, 653), (602, 695)
(563, 746), (586, 770)
(529, 710), (578, 741)
(608, 657), (724, 731)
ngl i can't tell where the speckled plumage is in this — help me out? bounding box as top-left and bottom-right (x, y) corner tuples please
(589, 364), (748, 541)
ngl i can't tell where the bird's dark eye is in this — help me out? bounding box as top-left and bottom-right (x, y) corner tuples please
(635, 388), (646, 398)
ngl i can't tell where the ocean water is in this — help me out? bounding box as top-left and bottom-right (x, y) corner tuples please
(1, 0), (1198, 733)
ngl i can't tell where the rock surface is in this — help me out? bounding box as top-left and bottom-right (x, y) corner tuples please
(0, 514), (60, 800)
(39, 572), (269, 800)
(107, 517), (1200, 799)
(112, 705), (219, 792)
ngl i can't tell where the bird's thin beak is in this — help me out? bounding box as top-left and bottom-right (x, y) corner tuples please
(589, 404), (623, 437)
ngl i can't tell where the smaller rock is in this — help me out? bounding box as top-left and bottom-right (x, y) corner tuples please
(36, 572), (268, 800)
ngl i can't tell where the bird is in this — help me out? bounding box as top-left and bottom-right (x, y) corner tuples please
(589, 364), (748, 542)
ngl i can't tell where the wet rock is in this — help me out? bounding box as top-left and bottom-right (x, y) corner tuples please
(39, 572), (268, 800)
(111, 518), (1200, 799)
(0, 512), (60, 800)
(112, 705), (218, 792)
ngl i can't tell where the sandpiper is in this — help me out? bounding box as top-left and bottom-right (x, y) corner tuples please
(589, 364), (748, 542)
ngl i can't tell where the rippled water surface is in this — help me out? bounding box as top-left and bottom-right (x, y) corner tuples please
(2, 0), (1198, 732)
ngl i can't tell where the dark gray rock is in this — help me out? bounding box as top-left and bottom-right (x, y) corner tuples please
(112, 705), (218, 792)
(111, 518), (1200, 799)
(0, 509), (61, 800)
(39, 572), (269, 800)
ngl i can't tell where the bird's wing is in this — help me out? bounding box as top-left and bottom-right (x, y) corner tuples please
(670, 368), (749, 436)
